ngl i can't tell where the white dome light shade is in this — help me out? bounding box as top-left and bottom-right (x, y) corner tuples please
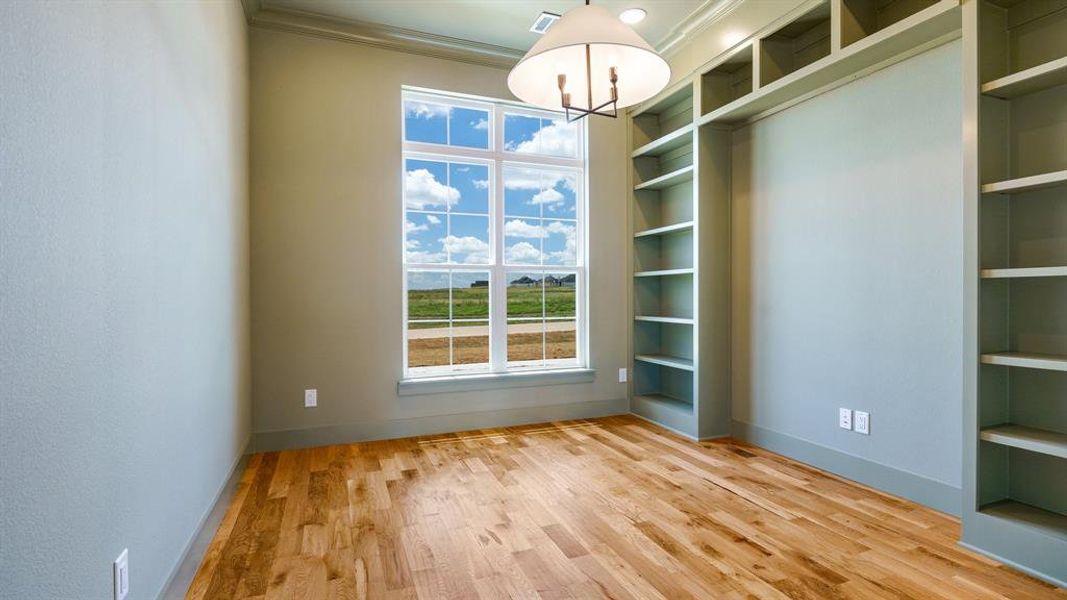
(508, 4), (670, 115)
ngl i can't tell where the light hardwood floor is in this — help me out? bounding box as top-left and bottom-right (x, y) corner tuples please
(186, 416), (1067, 599)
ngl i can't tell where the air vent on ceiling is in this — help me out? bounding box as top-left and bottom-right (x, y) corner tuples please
(530, 11), (561, 34)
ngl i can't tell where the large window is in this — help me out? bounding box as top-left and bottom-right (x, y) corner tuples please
(402, 89), (586, 378)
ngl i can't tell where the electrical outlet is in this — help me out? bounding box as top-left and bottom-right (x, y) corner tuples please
(854, 411), (870, 435)
(304, 389), (317, 408)
(113, 548), (129, 600)
(618, 368), (627, 383)
(839, 408), (853, 430)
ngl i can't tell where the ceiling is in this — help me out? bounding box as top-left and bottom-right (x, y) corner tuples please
(258, 0), (710, 52)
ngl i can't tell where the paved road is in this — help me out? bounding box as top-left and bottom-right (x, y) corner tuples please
(408, 321), (575, 339)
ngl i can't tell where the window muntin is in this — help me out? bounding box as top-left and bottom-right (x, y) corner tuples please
(402, 90), (585, 378)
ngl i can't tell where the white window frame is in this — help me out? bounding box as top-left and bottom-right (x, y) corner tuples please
(401, 88), (589, 383)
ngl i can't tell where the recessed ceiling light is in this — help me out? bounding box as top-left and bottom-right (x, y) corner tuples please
(619, 8), (647, 24)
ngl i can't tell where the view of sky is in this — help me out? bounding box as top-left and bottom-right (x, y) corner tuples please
(403, 99), (581, 283)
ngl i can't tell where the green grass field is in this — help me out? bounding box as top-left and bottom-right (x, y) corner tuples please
(407, 286), (575, 322)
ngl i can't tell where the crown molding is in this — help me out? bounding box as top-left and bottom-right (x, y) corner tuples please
(655, 0), (746, 57)
(242, 3), (523, 70)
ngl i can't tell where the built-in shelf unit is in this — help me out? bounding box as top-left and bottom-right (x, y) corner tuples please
(629, 0), (964, 442)
(963, 0), (1067, 584)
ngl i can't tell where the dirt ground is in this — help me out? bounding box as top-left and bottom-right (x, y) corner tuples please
(408, 330), (576, 367)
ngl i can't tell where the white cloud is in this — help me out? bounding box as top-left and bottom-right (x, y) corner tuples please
(504, 219), (546, 239)
(443, 235), (490, 264)
(405, 248), (445, 263)
(531, 188), (564, 206)
(405, 219), (428, 234)
(506, 241), (542, 264)
(506, 120), (577, 157)
(473, 179), (490, 189)
(472, 118), (489, 131)
(405, 169), (460, 210)
(425, 214), (441, 225)
(546, 220), (577, 264)
(405, 101), (449, 120)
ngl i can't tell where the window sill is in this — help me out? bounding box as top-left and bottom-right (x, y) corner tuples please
(397, 368), (596, 396)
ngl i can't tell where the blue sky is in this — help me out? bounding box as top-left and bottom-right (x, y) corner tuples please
(404, 99), (580, 285)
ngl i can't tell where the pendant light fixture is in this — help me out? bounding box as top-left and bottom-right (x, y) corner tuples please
(507, 1), (671, 122)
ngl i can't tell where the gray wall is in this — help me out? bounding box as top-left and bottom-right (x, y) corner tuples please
(731, 41), (964, 509)
(248, 29), (630, 448)
(0, 2), (250, 598)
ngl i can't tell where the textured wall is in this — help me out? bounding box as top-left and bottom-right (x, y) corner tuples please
(731, 41), (964, 490)
(248, 29), (630, 443)
(0, 2), (250, 598)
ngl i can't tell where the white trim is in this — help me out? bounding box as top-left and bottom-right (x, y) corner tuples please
(398, 368), (596, 396)
(401, 89), (588, 380)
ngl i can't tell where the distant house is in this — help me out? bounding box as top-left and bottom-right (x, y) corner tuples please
(543, 275), (561, 287)
(560, 274), (576, 287)
(510, 276), (538, 287)
(470, 280), (488, 288)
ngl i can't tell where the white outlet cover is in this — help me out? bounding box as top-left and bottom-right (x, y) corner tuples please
(839, 408), (853, 430)
(113, 548), (129, 600)
(304, 389), (317, 408)
(618, 368), (628, 383)
(855, 411), (870, 435)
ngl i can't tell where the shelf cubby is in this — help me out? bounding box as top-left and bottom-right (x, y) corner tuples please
(634, 318), (693, 361)
(634, 227), (694, 273)
(633, 275), (694, 322)
(631, 85), (694, 154)
(699, 0), (961, 125)
(633, 361), (695, 410)
(758, 2), (831, 86)
(841, 0), (942, 48)
(979, 500), (1067, 542)
(700, 44), (754, 115)
(977, 0), (1067, 86)
(633, 173), (694, 234)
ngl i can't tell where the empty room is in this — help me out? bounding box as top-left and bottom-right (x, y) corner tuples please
(4, 0), (1067, 598)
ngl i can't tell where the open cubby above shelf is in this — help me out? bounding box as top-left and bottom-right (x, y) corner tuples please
(977, 0), (1067, 85)
(759, 2), (831, 86)
(701, 44), (754, 114)
(634, 275), (694, 321)
(699, 0), (961, 125)
(841, 0), (941, 48)
(631, 83), (693, 153)
(634, 226), (693, 273)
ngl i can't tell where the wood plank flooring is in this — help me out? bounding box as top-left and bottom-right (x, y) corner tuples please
(186, 416), (1067, 599)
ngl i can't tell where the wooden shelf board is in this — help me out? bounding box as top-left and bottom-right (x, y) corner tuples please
(980, 266), (1067, 279)
(634, 221), (695, 238)
(634, 315), (694, 325)
(632, 125), (694, 158)
(634, 268), (694, 278)
(980, 500), (1067, 543)
(980, 352), (1067, 372)
(634, 165), (695, 191)
(632, 393), (694, 415)
(698, 0), (960, 126)
(981, 57), (1067, 99)
(982, 169), (1067, 194)
(980, 425), (1067, 460)
(634, 354), (695, 371)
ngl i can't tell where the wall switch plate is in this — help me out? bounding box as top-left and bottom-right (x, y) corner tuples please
(618, 368), (627, 383)
(854, 411), (870, 435)
(304, 389), (317, 408)
(839, 408), (853, 430)
(113, 548), (129, 600)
